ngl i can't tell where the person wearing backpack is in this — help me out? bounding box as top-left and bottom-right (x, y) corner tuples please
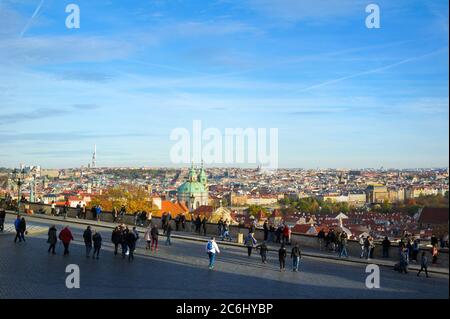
(206, 237), (220, 270)
(291, 243), (302, 272)
(244, 232), (257, 257)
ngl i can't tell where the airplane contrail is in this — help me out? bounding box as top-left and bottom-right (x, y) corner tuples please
(20, 0), (45, 37)
(291, 47), (448, 94)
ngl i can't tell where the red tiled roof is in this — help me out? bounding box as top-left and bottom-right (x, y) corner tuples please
(418, 207), (449, 225)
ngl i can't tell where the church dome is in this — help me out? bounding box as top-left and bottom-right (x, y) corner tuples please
(177, 181), (207, 194)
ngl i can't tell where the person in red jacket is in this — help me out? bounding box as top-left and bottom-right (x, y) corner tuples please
(59, 226), (74, 255)
(283, 224), (291, 245)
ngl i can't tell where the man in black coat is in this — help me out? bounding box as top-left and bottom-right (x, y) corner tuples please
(126, 229), (138, 262)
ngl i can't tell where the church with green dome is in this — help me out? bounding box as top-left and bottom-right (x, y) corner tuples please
(177, 164), (209, 211)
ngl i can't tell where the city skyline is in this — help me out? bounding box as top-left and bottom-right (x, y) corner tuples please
(0, 0), (449, 168)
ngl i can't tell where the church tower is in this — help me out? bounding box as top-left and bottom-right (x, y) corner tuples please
(198, 161), (207, 187)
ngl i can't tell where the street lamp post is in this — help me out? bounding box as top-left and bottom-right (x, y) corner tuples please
(12, 169), (25, 213)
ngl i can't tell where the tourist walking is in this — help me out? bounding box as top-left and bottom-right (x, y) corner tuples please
(278, 244), (287, 271)
(111, 226), (123, 255)
(291, 243), (302, 272)
(417, 251), (430, 278)
(14, 215), (22, 243)
(244, 232), (257, 257)
(206, 237), (220, 270)
(166, 222), (173, 246)
(83, 226), (93, 257)
(92, 230), (102, 259)
(151, 224), (159, 251)
(256, 241), (269, 263)
(126, 228), (138, 262)
(19, 217), (26, 242)
(59, 226), (74, 256)
(47, 225), (58, 254)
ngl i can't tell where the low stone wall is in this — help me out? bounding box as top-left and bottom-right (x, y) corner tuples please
(7, 201), (448, 268)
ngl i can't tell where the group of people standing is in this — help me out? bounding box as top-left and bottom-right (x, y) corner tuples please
(317, 228), (350, 258)
(262, 220), (292, 245)
(242, 230), (303, 272)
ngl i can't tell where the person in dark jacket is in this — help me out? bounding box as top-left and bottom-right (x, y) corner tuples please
(166, 222), (173, 246)
(202, 216), (207, 236)
(195, 215), (202, 234)
(92, 230), (102, 259)
(151, 224), (159, 251)
(263, 220), (269, 241)
(18, 217), (26, 242)
(256, 241), (269, 263)
(111, 226), (122, 255)
(417, 251), (430, 278)
(291, 243), (302, 272)
(121, 227), (129, 258)
(126, 229), (138, 262)
(382, 236), (391, 258)
(278, 244), (287, 271)
(47, 225), (58, 254)
(83, 226), (93, 257)
(181, 214), (186, 231)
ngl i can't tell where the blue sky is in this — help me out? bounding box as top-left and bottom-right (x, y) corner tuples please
(0, 0), (448, 169)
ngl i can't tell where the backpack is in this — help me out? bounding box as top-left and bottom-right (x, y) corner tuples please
(207, 241), (213, 251)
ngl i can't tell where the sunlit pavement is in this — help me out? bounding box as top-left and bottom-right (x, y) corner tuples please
(0, 215), (448, 299)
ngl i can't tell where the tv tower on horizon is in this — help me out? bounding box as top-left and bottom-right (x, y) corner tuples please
(92, 144), (97, 169)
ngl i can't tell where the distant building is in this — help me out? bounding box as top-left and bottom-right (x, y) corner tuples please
(366, 184), (389, 204)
